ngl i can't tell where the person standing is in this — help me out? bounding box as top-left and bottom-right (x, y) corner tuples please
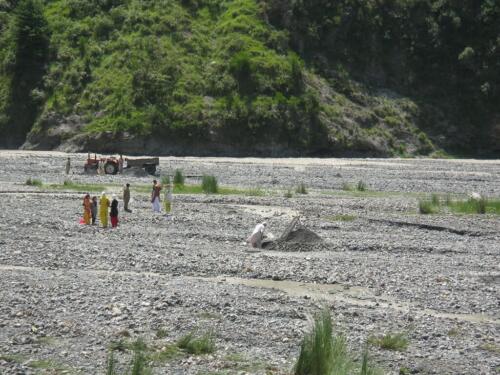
(91, 196), (98, 225)
(123, 183), (132, 212)
(99, 192), (110, 228)
(151, 180), (162, 213)
(65, 157), (71, 175)
(110, 195), (119, 228)
(82, 194), (91, 225)
(119, 155), (124, 174)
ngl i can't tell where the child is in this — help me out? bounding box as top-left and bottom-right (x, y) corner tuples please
(110, 195), (119, 228)
(91, 196), (98, 225)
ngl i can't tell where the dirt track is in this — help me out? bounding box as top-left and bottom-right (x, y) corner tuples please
(0, 151), (499, 374)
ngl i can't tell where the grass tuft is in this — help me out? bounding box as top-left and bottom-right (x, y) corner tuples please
(284, 189), (293, 198)
(155, 328), (168, 339)
(177, 331), (216, 355)
(356, 181), (367, 192)
(328, 214), (356, 222)
(161, 175), (171, 186)
(418, 200), (438, 214)
(294, 309), (380, 375)
(106, 351), (116, 375)
(173, 169), (185, 187)
(201, 175), (218, 194)
(341, 182), (354, 191)
(26, 177), (42, 186)
(296, 183), (308, 194)
(368, 332), (408, 351)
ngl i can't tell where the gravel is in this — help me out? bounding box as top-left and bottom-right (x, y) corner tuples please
(0, 151), (499, 374)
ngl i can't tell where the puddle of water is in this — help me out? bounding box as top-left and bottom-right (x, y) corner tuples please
(1, 264), (497, 325)
(217, 276), (500, 325)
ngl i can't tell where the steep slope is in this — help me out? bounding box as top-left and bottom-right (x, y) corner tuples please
(0, 0), (498, 156)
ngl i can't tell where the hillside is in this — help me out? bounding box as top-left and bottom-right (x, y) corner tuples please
(0, 0), (498, 157)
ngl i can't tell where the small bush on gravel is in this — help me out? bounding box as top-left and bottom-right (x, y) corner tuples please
(284, 189), (293, 198)
(296, 183), (308, 194)
(357, 181), (367, 192)
(26, 177), (42, 186)
(294, 309), (380, 375)
(201, 175), (218, 194)
(368, 332), (408, 351)
(431, 194), (440, 206)
(342, 182), (354, 191)
(418, 200), (438, 214)
(161, 175), (170, 186)
(173, 170), (185, 187)
(177, 331), (215, 355)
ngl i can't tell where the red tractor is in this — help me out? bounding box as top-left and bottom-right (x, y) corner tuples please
(84, 153), (159, 175)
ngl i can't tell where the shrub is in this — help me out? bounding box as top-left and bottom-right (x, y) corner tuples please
(431, 194), (440, 206)
(201, 175), (218, 194)
(296, 183), (307, 194)
(25, 178), (42, 186)
(173, 170), (185, 187)
(161, 175), (171, 186)
(368, 332), (408, 351)
(177, 331), (215, 355)
(341, 182), (354, 191)
(356, 181), (367, 192)
(418, 200), (438, 214)
(284, 189), (293, 198)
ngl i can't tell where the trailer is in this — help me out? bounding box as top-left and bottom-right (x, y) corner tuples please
(84, 154), (159, 175)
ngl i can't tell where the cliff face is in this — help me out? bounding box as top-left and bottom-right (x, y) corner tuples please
(1, 0), (499, 157)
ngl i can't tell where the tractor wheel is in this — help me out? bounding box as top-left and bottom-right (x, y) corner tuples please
(104, 162), (118, 175)
(144, 164), (156, 175)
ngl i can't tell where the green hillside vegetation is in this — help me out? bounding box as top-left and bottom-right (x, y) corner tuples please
(0, 0), (498, 156)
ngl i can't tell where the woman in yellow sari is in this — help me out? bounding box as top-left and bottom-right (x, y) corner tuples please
(99, 192), (110, 228)
(83, 194), (91, 225)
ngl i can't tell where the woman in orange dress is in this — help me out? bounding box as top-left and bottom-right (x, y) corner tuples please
(83, 194), (91, 225)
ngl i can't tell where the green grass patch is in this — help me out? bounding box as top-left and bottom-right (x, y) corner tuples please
(0, 353), (28, 363)
(447, 198), (499, 214)
(479, 342), (500, 354)
(327, 214), (356, 222)
(49, 180), (108, 193)
(174, 169), (185, 187)
(155, 328), (168, 339)
(368, 332), (409, 351)
(25, 177), (42, 186)
(177, 331), (216, 355)
(284, 189), (293, 198)
(202, 175), (219, 194)
(294, 309), (381, 375)
(27, 359), (69, 371)
(148, 345), (183, 363)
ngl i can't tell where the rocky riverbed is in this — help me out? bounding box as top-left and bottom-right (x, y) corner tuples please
(0, 151), (499, 374)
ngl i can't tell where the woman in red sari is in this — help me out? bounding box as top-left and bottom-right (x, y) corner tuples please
(83, 194), (91, 225)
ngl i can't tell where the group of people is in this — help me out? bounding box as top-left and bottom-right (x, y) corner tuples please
(81, 180), (172, 228)
(82, 192), (119, 228)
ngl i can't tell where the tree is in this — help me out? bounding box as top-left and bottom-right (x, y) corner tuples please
(6, 0), (49, 145)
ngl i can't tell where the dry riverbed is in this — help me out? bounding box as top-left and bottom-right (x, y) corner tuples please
(0, 151), (499, 374)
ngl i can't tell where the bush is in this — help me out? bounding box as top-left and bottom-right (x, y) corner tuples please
(418, 200), (438, 214)
(173, 170), (185, 187)
(177, 331), (215, 355)
(201, 175), (218, 194)
(284, 189), (293, 198)
(368, 332), (408, 351)
(341, 182), (354, 191)
(25, 177), (42, 186)
(161, 175), (171, 186)
(356, 181), (367, 192)
(431, 193), (440, 206)
(296, 183), (307, 194)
